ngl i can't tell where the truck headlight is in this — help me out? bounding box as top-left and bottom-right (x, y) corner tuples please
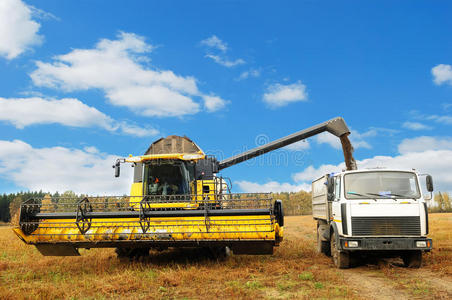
(416, 241), (427, 248)
(346, 241), (359, 248)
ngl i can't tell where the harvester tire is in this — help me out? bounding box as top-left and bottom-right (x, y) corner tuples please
(208, 246), (231, 261)
(274, 200), (284, 226)
(115, 247), (150, 260)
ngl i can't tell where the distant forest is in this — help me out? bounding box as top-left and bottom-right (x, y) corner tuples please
(0, 190), (451, 223)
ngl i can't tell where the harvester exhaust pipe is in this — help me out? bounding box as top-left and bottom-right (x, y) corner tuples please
(219, 117), (357, 171)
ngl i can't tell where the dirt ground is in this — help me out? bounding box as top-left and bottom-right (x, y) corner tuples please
(0, 214), (451, 299)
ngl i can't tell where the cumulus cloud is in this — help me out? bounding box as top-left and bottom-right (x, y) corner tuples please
(432, 64), (452, 86)
(398, 136), (452, 154)
(427, 114), (452, 125)
(201, 35), (245, 68)
(0, 0), (43, 59)
(0, 140), (133, 194)
(200, 35), (227, 52)
(408, 110), (452, 126)
(235, 180), (311, 193)
(402, 121), (432, 131)
(205, 54), (245, 67)
(293, 136), (452, 192)
(0, 97), (158, 137)
(262, 81), (308, 107)
(30, 32), (226, 117)
(315, 128), (375, 150)
(236, 69), (260, 81)
(202, 95), (228, 112)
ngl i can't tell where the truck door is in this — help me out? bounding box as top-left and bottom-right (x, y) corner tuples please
(331, 176), (343, 235)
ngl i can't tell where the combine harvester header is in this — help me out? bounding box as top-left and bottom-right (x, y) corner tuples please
(14, 117), (356, 257)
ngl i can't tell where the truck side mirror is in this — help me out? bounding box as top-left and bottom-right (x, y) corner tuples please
(326, 176), (335, 201)
(113, 161), (120, 178)
(426, 175), (434, 192)
(327, 177), (334, 194)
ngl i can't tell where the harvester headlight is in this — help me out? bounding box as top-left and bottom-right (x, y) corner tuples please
(416, 241), (427, 248)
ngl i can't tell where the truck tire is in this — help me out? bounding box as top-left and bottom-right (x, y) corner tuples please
(402, 250), (422, 268)
(317, 226), (331, 256)
(330, 231), (350, 269)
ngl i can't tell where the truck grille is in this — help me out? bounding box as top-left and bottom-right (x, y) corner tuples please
(351, 216), (420, 236)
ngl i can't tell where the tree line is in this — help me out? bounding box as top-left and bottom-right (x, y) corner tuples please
(0, 190), (451, 223)
(272, 191), (452, 216)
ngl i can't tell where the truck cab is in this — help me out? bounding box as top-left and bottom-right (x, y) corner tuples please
(313, 169), (433, 268)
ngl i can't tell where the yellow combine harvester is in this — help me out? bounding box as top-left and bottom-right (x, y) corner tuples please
(13, 117), (355, 257)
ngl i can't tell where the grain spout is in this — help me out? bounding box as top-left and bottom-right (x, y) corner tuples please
(340, 133), (357, 171)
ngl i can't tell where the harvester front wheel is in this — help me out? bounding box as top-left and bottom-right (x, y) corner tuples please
(208, 246), (231, 261)
(115, 247), (150, 260)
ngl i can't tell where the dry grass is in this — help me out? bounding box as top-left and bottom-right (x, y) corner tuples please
(0, 214), (451, 300)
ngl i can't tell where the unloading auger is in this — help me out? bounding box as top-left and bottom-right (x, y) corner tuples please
(13, 117), (356, 257)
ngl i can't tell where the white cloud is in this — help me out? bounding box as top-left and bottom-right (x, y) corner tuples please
(315, 129), (372, 150)
(0, 140), (133, 195)
(402, 121), (432, 131)
(315, 132), (342, 150)
(200, 35), (227, 52)
(284, 140), (310, 151)
(236, 69), (260, 81)
(106, 85), (200, 117)
(235, 180), (311, 193)
(30, 32), (225, 117)
(432, 64), (452, 86)
(427, 114), (452, 125)
(0, 97), (158, 137)
(398, 136), (452, 154)
(117, 122), (158, 137)
(200, 35), (245, 68)
(263, 81), (308, 107)
(0, 0), (43, 59)
(202, 95), (228, 112)
(205, 54), (245, 67)
(293, 136), (452, 192)
(292, 163), (344, 183)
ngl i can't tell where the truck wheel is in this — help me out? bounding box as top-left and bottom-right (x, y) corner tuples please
(317, 227), (331, 256)
(402, 251), (422, 268)
(330, 232), (350, 269)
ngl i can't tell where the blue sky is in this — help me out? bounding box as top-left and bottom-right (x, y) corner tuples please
(1, 0), (452, 195)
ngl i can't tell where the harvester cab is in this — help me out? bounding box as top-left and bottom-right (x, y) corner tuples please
(14, 117), (356, 258)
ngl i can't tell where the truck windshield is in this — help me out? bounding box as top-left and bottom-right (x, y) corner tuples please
(344, 171), (420, 199)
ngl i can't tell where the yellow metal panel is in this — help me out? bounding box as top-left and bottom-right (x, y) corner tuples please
(130, 182), (143, 197)
(125, 153), (205, 163)
(13, 215), (278, 245)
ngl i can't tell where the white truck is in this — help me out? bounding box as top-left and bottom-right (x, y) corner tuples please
(313, 169), (433, 268)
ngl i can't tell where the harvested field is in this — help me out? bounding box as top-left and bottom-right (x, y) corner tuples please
(0, 214), (451, 299)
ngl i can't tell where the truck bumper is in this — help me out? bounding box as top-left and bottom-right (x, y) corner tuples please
(338, 237), (432, 252)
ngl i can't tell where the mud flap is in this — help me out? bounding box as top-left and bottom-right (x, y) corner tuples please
(35, 244), (80, 256)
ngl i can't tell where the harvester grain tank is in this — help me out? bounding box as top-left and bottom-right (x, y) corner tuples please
(14, 117), (355, 257)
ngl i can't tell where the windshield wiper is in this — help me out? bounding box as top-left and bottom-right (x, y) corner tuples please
(366, 192), (398, 201)
(383, 193), (417, 201)
(347, 191), (377, 201)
